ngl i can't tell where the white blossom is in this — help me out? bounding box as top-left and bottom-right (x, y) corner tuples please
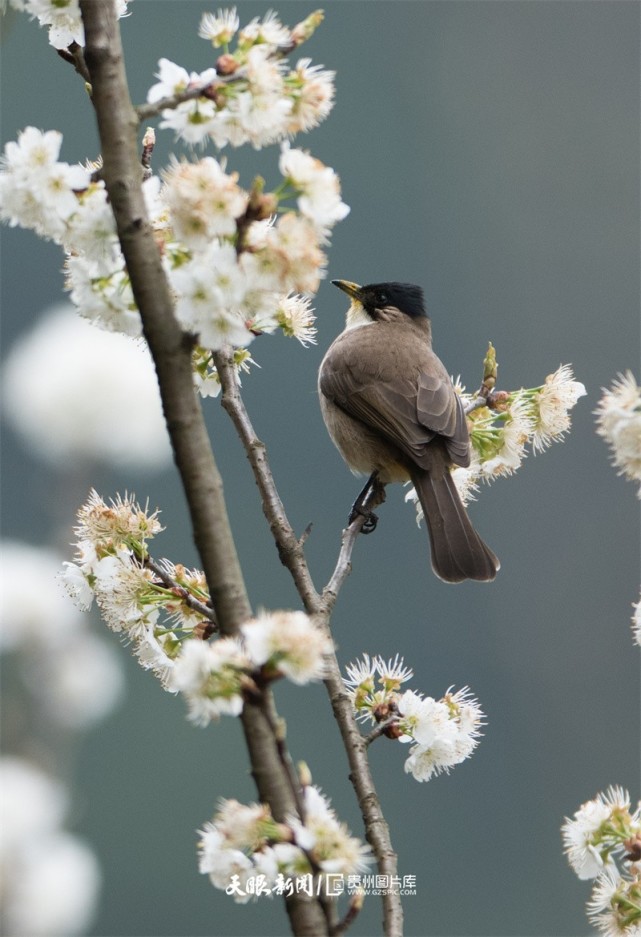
(169, 242), (254, 349)
(279, 144), (349, 232)
(147, 59), (220, 146)
(242, 610), (333, 684)
(22, 632), (124, 729)
(375, 654), (414, 690)
(299, 786), (371, 876)
(274, 293), (317, 346)
(587, 867), (641, 937)
(64, 182), (120, 273)
(0, 757), (100, 937)
(632, 595), (641, 647)
(286, 59), (335, 134)
(212, 799), (277, 853)
(595, 371), (641, 494)
(93, 554), (160, 637)
(74, 489), (163, 553)
(562, 786), (631, 880)
(12, 0), (128, 48)
(1, 306), (171, 468)
(199, 7), (239, 47)
(400, 686), (484, 782)
(238, 10), (290, 48)
(0, 127), (89, 240)
(0, 541), (87, 652)
(161, 157), (248, 248)
(170, 638), (249, 725)
(133, 629), (179, 690)
(532, 364), (587, 452)
(478, 396), (533, 477)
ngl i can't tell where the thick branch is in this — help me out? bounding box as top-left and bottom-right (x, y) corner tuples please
(79, 4), (326, 934)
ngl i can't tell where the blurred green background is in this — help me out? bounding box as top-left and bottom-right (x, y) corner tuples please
(1, 2), (639, 935)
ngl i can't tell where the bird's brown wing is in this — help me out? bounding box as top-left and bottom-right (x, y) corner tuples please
(319, 326), (470, 470)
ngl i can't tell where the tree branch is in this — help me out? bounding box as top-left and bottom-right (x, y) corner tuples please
(78, 4), (327, 934)
(214, 348), (403, 937)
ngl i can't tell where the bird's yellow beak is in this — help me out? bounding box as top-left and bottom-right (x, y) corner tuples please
(331, 280), (363, 302)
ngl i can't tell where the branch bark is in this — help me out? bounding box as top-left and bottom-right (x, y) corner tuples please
(214, 352), (403, 937)
(79, 3), (327, 934)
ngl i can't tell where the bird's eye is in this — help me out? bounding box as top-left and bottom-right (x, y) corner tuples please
(376, 291), (388, 305)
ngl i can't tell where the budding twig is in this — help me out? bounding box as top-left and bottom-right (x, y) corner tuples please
(143, 555), (218, 626)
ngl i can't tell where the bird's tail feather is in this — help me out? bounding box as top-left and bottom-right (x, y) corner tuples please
(411, 469), (499, 583)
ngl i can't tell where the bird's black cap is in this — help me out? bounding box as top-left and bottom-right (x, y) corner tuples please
(332, 280), (427, 319)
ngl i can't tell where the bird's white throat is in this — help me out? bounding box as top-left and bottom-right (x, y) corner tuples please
(345, 301), (374, 331)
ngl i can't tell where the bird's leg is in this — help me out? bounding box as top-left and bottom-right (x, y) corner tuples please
(348, 473), (387, 534)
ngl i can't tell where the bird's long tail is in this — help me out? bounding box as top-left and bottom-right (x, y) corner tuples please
(411, 469), (499, 583)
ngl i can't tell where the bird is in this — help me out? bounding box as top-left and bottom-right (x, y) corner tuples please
(318, 279), (499, 583)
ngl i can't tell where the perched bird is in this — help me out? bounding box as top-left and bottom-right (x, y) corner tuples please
(318, 279), (499, 583)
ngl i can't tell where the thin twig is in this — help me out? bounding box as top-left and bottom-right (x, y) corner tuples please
(213, 350), (320, 612)
(365, 717), (399, 747)
(214, 350), (404, 937)
(57, 41), (92, 84)
(143, 555), (217, 625)
(330, 892), (365, 937)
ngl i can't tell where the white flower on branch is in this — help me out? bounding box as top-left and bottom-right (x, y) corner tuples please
(170, 638), (250, 725)
(279, 143), (350, 233)
(242, 610), (333, 685)
(587, 867), (641, 937)
(274, 294), (317, 346)
(406, 358), (586, 524)
(161, 157), (248, 247)
(169, 242), (254, 350)
(74, 489), (163, 554)
(561, 786), (639, 880)
(343, 655), (484, 782)
(531, 364), (587, 452)
(286, 59), (335, 134)
(0, 127), (89, 240)
(199, 784), (371, 902)
(595, 371), (641, 495)
(199, 7), (240, 47)
(296, 785), (372, 876)
(65, 182), (120, 273)
(147, 58), (220, 146)
(11, 0), (129, 48)
(93, 552), (161, 637)
(477, 395), (534, 478)
(238, 10), (291, 48)
(400, 686), (485, 783)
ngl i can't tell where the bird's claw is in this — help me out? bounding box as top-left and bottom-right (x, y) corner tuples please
(348, 507), (378, 533)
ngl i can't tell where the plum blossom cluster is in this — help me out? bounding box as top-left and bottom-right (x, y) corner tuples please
(562, 786), (641, 936)
(1, 9), (347, 392)
(199, 783), (371, 903)
(595, 371), (641, 497)
(61, 491), (332, 723)
(173, 611), (333, 726)
(9, 0), (129, 49)
(0, 127), (341, 367)
(149, 9), (333, 148)
(405, 355), (586, 516)
(343, 655), (484, 783)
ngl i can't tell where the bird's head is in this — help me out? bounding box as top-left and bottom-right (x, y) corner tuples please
(332, 279), (427, 329)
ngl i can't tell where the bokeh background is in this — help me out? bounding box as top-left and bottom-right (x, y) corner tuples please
(1, 2), (639, 935)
